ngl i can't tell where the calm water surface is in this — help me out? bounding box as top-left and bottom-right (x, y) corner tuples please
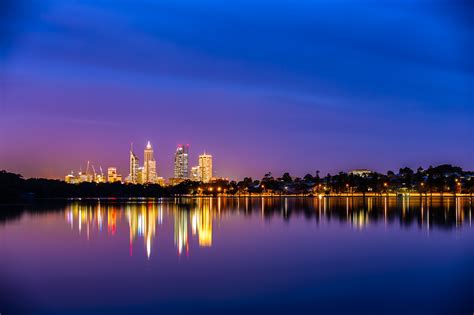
(1, 197), (473, 314)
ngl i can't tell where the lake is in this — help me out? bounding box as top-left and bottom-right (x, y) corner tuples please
(1, 197), (473, 314)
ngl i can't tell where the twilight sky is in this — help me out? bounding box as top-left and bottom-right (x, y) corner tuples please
(1, 0), (473, 180)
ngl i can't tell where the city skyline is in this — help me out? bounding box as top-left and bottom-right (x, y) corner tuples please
(16, 137), (474, 182)
(65, 141), (216, 184)
(1, 1), (473, 180)
(1, 2), (474, 314)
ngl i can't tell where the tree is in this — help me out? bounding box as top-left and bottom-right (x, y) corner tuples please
(280, 172), (293, 183)
(303, 174), (314, 183)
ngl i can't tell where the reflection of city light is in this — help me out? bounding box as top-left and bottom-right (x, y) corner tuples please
(138, 215), (143, 236)
(198, 203), (213, 247)
(63, 197), (471, 261)
(352, 210), (368, 229)
(66, 202), (159, 258)
(107, 209), (117, 235)
(147, 236), (151, 259)
(128, 204), (159, 259)
(78, 210), (82, 233)
(192, 213), (198, 235)
(174, 209), (188, 256)
(98, 208), (103, 231)
(189, 199), (213, 248)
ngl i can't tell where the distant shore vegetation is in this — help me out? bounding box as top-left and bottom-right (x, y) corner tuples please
(1, 164), (473, 201)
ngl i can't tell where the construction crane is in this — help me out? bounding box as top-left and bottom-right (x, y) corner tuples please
(84, 161), (97, 182)
(92, 165), (97, 182)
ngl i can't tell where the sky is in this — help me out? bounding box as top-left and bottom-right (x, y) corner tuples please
(0, 0), (473, 180)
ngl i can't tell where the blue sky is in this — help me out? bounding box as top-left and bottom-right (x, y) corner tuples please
(1, 0), (473, 179)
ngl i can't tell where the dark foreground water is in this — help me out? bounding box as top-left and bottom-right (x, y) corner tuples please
(1, 197), (473, 315)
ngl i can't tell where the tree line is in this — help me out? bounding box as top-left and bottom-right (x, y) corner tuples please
(1, 164), (473, 201)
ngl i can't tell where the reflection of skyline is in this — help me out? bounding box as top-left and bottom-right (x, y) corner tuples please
(174, 207), (188, 256)
(63, 197), (472, 259)
(126, 203), (161, 259)
(173, 199), (214, 256)
(192, 199), (213, 247)
(65, 199), (217, 258)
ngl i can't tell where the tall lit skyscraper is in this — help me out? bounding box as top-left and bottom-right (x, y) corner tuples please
(174, 144), (189, 179)
(198, 153), (213, 183)
(129, 143), (140, 184)
(143, 141), (157, 184)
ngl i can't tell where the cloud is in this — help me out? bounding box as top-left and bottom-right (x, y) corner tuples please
(2, 0), (473, 178)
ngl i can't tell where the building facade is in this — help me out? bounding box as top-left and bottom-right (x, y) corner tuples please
(129, 144), (140, 184)
(198, 153), (213, 183)
(137, 167), (145, 184)
(107, 167), (122, 183)
(190, 166), (200, 181)
(174, 144), (189, 179)
(65, 173), (76, 184)
(143, 141), (157, 184)
(350, 169), (373, 177)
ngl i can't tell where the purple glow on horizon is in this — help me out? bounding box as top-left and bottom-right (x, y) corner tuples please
(0, 0), (473, 179)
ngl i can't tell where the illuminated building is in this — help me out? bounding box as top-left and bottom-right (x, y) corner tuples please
(143, 141), (157, 184)
(65, 162), (106, 184)
(78, 172), (89, 183)
(65, 172), (76, 184)
(128, 143), (140, 184)
(169, 177), (185, 186)
(156, 177), (165, 186)
(95, 173), (106, 183)
(198, 153), (213, 183)
(350, 169), (373, 177)
(65, 165), (106, 183)
(190, 166), (200, 181)
(174, 144), (189, 179)
(137, 167), (144, 184)
(107, 167), (122, 183)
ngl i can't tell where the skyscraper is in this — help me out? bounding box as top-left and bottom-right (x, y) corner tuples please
(198, 153), (213, 183)
(174, 144), (189, 179)
(143, 141), (157, 184)
(129, 143), (140, 184)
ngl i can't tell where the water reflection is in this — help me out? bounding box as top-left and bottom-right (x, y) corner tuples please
(126, 203), (161, 258)
(192, 198), (213, 247)
(60, 196), (473, 258)
(2, 196), (473, 315)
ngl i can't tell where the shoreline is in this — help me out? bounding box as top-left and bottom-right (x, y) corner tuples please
(1, 192), (473, 205)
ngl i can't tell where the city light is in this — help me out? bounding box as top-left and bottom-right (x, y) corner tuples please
(60, 149), (472, 197)
(64, 141), (214, 187)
